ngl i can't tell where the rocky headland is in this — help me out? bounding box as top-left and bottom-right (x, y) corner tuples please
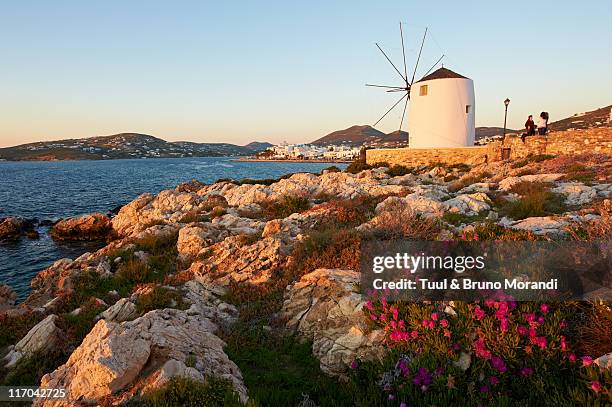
(0, 151), (610, 406)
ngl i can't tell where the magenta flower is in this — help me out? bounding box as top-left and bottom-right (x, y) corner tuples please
(581, 356), (593, 367)
(400, 403), (407, 407)
(440, 319), (449, 328)
(559, 320), (567, 329)
(524, 312), (537, 323)
(517, 325), (528, 336)
(473, 306), (486, 320)
(537, 316), (545, 325)
(392, 307), (399, 321)
(535, 336), (547, 349)
(370, 314), (377, 321)
(489, 376), (500, 385)
(540, 303), (549, 313)
(431, 312), (439, 321)
(491, 356), (507, 373)
(480, 385), (489, 394)
(350, 360), (358, 369)
(398, 358), (410, 377)
(591, 381), (602, 392)
(560, 336), (568, 351)
(475, 338), (492, 360)
(520, 367), (534, 376)
(365, 300), (373, 310)
(568, 353), (577, 362)
(410, 330), (419, 339)
(500, 318), (509, 332)
(388, 394), (395, 400)
(413, 367), (433, 388)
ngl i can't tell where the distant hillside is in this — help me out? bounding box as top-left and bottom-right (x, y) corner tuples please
(0, 133), (271, 161)
(549, 104), (611, 132)
(244, 141), (274, 151)
(311, 125), (407, 147)
(475, 127), (518, 140)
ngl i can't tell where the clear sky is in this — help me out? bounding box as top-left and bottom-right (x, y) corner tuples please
(1, 1), (611, 147)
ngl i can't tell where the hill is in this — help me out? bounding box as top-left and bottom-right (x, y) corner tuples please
(549, 104), (611, 132)
(311, 125), (407, 147)
(0, 133), (271, 161)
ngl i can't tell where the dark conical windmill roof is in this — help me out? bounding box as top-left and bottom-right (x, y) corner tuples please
(416, 67), (468, 83)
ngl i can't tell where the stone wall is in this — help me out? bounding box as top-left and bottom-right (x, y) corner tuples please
(366, 127), (612, 166)
(366, 146), (488, 167)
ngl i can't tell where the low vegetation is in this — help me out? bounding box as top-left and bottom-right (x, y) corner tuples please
(496, 182), (567, 220)
(261, 195), (311, 220)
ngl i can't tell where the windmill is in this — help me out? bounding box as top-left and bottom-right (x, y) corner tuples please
(366, 23), (444, 133)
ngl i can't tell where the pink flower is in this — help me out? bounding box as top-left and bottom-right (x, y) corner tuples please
(473, 306), (486, 320)
(489, 376), (500, 385)
(520, 367), (534, 376)
(535, 336), (547, 349)
(431, 312), (439, 321)
(537, 316), (545, 325)
(559, 320), (567, 329)
(517, 325), (528, 336)
(350, 360), (358, 369)
(524, 313), (537, 323)
(568, 353), (577, 362)
(540, 303), (549, 314)
(581, 356), (593, 367)
(479, 385), (489, 393)
(560, 336), (568, 351)
(491, 356), (507, 373)
(365, 300), (373, 310)
(500, 318), (509, 332)
(392, 307), (399, 321)
(380, 314), (387, 322)
(410, 330), (419, 339)
(440, 319), (449, 328)
(422, 319), (435, 329)
(400, 403), (407, 407)
(475, 338), (492, 360)
(444, 329), (451, 338)
(591, 381), (602, 392)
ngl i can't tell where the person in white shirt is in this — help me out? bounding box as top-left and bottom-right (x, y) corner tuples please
(537, 112), (549, 135)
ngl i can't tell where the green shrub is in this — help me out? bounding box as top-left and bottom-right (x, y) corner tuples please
(321, 165), (341, 173)
(442, 211), (487, 226)
(0, 312), (44, 350)
(136, 286), (185, 315)
(448, 172), (492, 192)
(262, 195), (311, 219)
(498, 182), (567, 219)
(387, 165), (413, 177)
(345, 160), (372, 174)
(1, 349), (68, 386)
(133, 376), (242, 407)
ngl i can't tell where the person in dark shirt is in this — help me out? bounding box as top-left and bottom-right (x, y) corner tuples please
(522, 115), (536, 142)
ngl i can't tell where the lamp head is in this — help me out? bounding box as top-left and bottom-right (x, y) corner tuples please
(504, 98), (510, 107)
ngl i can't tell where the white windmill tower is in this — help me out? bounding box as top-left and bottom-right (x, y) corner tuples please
(367, 24), (475, 148)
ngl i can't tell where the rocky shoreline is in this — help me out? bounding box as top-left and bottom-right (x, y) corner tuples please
(0, 152), (610, 405)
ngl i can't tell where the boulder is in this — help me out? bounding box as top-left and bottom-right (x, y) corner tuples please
(552, 182), (597, 206)
(376, 195), (444, 218)
(510, 217), (568, 235)
(4, 314), (61, 368)
(177, 223), (229, 261)
(443, 193), (491, 215)
(98, 298), (137, 322)
(498, 174), (564, 191)
(50, 213), (112, 241)
(281, 269), (385, 377)
(0, 217), (36, 240)
(190, 235), (287, 286)
(37, 308), (247, 406)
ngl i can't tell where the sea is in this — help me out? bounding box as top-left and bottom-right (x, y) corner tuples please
(0, 157), (346, 301)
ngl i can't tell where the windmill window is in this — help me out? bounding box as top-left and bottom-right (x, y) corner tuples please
(466, 105), (471, 114)
(419, 85), (428, 96)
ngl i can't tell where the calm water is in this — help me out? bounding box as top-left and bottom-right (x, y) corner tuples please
(0, 157), (345, 300)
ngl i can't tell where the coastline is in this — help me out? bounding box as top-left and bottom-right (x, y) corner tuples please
(234, 157), (353, 163)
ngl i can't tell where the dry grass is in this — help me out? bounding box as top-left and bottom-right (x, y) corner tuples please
(367, 202), (441, 240)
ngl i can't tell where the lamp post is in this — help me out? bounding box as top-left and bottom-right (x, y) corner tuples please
(503, 98), (510, 141)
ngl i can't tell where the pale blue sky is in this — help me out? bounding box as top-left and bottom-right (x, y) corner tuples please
(1, 1), (610, 147)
